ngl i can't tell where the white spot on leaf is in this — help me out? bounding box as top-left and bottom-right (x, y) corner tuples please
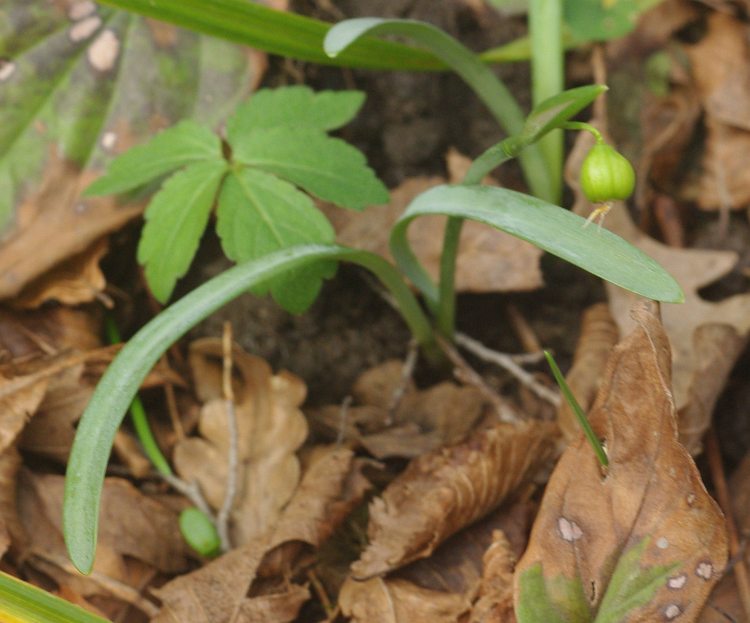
(664, 604), (682, 619)
(88, 30), (120, 72)
(68, 0), (97, 21)
(101, 131), (117, 150)
(696, 561), (713, 580)
(667, 574), (687, 590)
(686, 493), (696, 506)
(657, 537), (669, 549)
(557, 517), (583, 542)
(0, 59), (16, 82)
(69, 15), (101, 43)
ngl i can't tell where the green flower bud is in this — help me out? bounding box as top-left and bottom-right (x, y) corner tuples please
(580, 144), (635, 204)
(179, 507), (221, 557)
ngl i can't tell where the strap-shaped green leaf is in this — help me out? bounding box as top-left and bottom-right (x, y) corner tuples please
(85, 120), (222, 196)
(226, 86), (365, 140)
(233, 126), (388, 209)
(137, 159), (227, 302)
(217, 168), (336, 312)
(390, 184), (684, 304)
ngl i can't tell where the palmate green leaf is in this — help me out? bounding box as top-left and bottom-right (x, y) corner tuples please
(137, 159), (227, 303)
(217, 168), (336, 312)
(390, 185), (684, 304)
(226, 86), (365, 140)
(85, 120), (222, 196)
(233, 127), (389, 209)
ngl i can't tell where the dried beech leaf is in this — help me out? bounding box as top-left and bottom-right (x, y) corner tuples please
(0, 447), (22, 557)
(352, 421), (557, 579)
(174, 339), (308, 545)
(469, 530), (517, 623)
(566, 125), (750, 455)
(557, 303), (619, 442)
(514, 303), (728, 622)
(339, 576), (471, 623)
(154, 447), (364, 622)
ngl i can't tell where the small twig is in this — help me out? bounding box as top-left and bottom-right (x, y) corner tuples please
(705, 428), (750, 621)
(455, 332), (561, 407)
(505, 303), (543, 353)
(387, 338), (419, 418)
(162, 474), (214, 519)
(163, 381), (185, 441)
(217, 321), (239, 552)
(436, 335), (519, 424)
(307, 569), (335, 618)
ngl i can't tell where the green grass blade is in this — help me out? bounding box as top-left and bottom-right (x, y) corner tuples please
(94, 0), (443, 70)
(0, 571), (110, 623)
(64, 245), (433, 574)
(390, 185), (684, 303)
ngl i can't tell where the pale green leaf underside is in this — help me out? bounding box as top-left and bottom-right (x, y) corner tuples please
(137, 159), (227, 302)
(85, 120), (222, 196)
(217, 168), (336, 312)
(226, 86), (365, 143)
(233, 126), (389, 209)
(391, 185), (684, 304)
(517, 563), (590, 623)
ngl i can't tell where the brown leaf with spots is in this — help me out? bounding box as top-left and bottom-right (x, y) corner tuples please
(566, 125), (750, 455)
(174, 339), (308, 546)
(557, 303), (619, 443)
(351, 420), (557, 579)
(153, 446), (367, 622)
(514, 302), (727, 622)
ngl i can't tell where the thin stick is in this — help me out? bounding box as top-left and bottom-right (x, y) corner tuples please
(164, 381), (185, 440)
(336, 395), (353, 446)
(387, 338), (419, 417)
(455, 332), (561, 407)
(506, 303), (543, 354)
(436, 335), (519, 424)
(217, 321), (239, 552)
(705, 428), (750, 620)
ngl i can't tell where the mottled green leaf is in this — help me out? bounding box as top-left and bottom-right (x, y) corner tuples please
(233, 127), (389, 209)
(85, 120), (222, 196)
(226, 86), (365, 141)
(0, 1), (257, 297)
(137, 160), (227, 303)
(216, 168), (336, 312)
(564, 0), (663, 42)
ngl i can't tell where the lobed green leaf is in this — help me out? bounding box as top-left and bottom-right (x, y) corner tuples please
(233, 126), (389, 209)
(85, 120), (223, 196)
(226, 86), (366, 140)
(137, 159), (227, 302)
(217, 168), (336, 312)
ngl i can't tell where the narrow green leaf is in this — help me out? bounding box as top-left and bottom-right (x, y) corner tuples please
(233, 127), (389, 209)
(216, 168), (336, 312)
(137, 159), (227, 302)
(517, 563), (591, 623)
(85, 120), (222, 196)
(0, 570), (110, 623)
(390, 185), (684, 303)
(594, 538), (678, 623)
(64, 244), (434, 574)
(226, 86), (365, 141)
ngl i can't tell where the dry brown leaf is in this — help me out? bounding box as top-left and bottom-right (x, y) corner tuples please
(153, 447), (366, 622)
(0, 447), (22, 558)
(469, 531), (516, 623)
(566, 124), (750, 455)
(173, 339), (308, 546)
(12, 237), (109, 308)
(351, 421), (557, 579)
(514, 302), (728, 621)
(683, 12), (750, 209)
(557, 303), (619, 442)
(339, 576), (471, 623)
(330, 170), (543, 294)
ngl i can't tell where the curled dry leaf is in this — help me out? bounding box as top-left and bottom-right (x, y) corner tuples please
(557, 303), (619, 443)
(566, 125), (750, 455)
(154, 447), (366, 623)
(174, 338), (308, 546)
(351, 420), (557, 579)
(469, 530), (517, 623)
(0, 447), (23, 558)
(514, 302), (728, 622)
